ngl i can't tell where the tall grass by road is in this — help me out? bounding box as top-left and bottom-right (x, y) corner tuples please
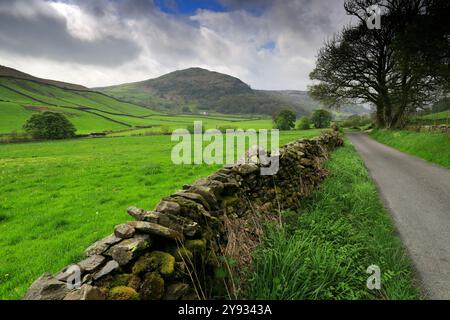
(245, 142), (420, 300)
(370, 130), (450, 169)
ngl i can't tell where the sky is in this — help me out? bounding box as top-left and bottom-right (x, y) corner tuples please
(0, 0), (353, 90)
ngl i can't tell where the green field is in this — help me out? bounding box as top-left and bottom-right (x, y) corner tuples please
(370, 130), (450, 169)
(0, 77), (270, 135)
(421, 110), (450, 121)
(0, 129), (322, 299)
(245, 141), (419, 300)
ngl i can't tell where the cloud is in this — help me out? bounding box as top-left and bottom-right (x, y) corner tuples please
(0, 0), (140, 66)
(0, 0), (352, 90)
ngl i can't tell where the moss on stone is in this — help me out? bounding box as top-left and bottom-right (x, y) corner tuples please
(94, 273), (130, 289)
(174, 247), (193, 262)
(222, 196), (240, 208)
(132, 251), (175, 277)
(185, 239), (206, 255)
(140, 272), (165, 300)
(108, 286), (140, 300)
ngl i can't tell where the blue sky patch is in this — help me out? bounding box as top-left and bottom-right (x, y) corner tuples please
(260, 40), (276, 51)
(154, 0), (226, 15)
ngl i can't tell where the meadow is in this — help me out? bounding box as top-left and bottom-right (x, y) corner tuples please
(0, 129), (322, 299)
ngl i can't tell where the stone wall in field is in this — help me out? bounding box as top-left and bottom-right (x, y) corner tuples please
(406, 124), (450, 133)
(23, 131), (343, 300)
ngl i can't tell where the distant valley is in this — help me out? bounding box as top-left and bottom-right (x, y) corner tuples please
(0, 65), (368, 136)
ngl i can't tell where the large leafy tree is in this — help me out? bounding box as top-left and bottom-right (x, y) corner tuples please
(24, 112), (76, 140)
(310, 0), (449, 128)
(273, 109), (297, 130)
(311, 109), (333, 128)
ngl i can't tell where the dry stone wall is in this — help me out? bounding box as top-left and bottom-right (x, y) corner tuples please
(23, 131), (343, 300)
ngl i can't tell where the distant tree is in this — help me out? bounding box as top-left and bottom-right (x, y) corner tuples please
(311, 109), (333, 128)
(181, 106), (190, 113)
(273, 109), (296, 130)
(23, 112), (76, 140)
(297, 116), (312, 130)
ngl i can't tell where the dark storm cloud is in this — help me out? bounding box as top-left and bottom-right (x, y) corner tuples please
(0, 0), (140, 66)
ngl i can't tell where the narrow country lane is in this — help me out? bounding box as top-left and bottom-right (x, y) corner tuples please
(347, 132), (450, 300)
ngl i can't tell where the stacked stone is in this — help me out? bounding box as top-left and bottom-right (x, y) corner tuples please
(407, 124), (450, 133)
(23, 131), (343, 300)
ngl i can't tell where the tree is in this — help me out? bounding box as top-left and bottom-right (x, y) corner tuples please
(23, 112), (76, 140)
(297, 116), (312, 130)
(311, 109), (332, 128)
(310, 0), (449, 128)
(273, 109), (296, 130)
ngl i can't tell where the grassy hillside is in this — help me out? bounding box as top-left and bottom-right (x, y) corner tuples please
(420, 110), (450, 121)
(0, 65), (87, 90)
(0, 76), (166, 134)
(370, 130), (450, 169)
(0, 74), (273, 135)
(97, 67), (307, 115)
(0, 129), (322, 299)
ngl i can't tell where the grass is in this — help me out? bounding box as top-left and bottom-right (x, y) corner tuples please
(420, 110), (450, 121)
(0, 129), (321, 299)
(244, 141), (420, 300)
(370, 130), (450, 169)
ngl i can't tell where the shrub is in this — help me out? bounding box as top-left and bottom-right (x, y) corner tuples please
(186, 123), (206, 134)
(273, 109), (296, 131)
(311, 109), (332, 128)
(342, 115), (372, 128)
(297, 116), (312, 130)
(159, 125), (171, 135)
(23, 112), (76, 140)
(217, 125), (238, 133)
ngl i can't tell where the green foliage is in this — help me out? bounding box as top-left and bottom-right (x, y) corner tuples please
(370, 130), (450, 169)
(245, 142), (419, 300)
(311, 109), (332, 128)
(297, 116), (312, 130)
(341, 115), (372, 129)
(273, 109), (296, 131)
(186, 123), (206, 134)
(23, 112), (76, 140)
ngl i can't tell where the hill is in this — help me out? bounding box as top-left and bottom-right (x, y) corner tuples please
(97, 67), (367, 117)
(0, 65), (167, 134)
(0, 66), (272, 136)
(96, 67), (308, 115)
